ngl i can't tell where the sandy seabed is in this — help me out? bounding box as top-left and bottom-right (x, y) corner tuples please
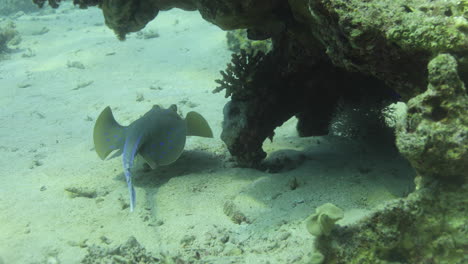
(0, 3), (415, 263)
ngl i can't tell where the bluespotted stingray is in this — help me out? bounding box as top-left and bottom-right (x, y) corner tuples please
(93, 104), (213, 212)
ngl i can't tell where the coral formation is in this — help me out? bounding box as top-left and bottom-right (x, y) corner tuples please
(226, 29), (272, 54)
(0, 21), (21, 58)
(314, 182), (468, 264)
(215, 43), (398, 166)
(213, 49), (266, 99)
(305, 203), (344, 237)
(396, 54), (468, 181)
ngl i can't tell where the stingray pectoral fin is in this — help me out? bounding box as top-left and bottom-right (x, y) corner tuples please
(185, 111), (213, 138)
(93, 106), (126, 160)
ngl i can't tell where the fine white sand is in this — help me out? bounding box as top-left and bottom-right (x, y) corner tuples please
(0, 3), (415, 263)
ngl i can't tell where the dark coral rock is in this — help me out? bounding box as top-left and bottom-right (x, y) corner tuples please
(33, 0), (100, 9)
(196, 0), (282, 30)
(225, 29), (272, 54)
(215, 32), (398, 166)
(32, 0), (62, 8)
(101, 0), (160, 40)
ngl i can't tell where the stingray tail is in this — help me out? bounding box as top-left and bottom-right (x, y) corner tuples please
(123, 168), (136, 212)
(122, 134), (143, 212)
(93, 106), (126, 160)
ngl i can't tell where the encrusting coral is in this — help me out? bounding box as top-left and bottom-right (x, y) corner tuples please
(396, 54), (468, 181)
(225, 29), (272, 54)
(313, 182), (468, 264)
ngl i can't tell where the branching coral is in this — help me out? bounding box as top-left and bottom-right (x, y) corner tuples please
(213, 49), (266, 100)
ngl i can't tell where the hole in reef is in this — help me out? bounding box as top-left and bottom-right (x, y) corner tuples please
(259, 103), (415, 213)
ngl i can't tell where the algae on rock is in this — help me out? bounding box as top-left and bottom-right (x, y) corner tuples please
(396, 54), (468, 180)
(313, 183), (468, 264)
(226, 29), (272, 55)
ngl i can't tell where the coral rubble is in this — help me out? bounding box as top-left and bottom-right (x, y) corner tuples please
(0, 21), (20, 58)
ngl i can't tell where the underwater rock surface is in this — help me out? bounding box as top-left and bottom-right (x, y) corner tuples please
(315, 182), (468, 264)
(396, 54), (468, 181)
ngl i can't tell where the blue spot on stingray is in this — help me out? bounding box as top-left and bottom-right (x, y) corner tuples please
(159, 142), (164, 146)
(109, 145), (116, 149)
(106, 138), (110, 142)
(113, 135), (119, 138)
(104, 132), (110, 136)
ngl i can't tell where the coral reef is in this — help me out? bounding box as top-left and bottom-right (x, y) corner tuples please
(100, 0), (160, 41)
(0, 21), (20, 58)
(396, 54), (468, 181)
(301, 0), (468, 100)
(214, 42), (397, 166)
(32, 0), (99, 9)
(32, 0), (468, 262)
(314, 182), (468, 264)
